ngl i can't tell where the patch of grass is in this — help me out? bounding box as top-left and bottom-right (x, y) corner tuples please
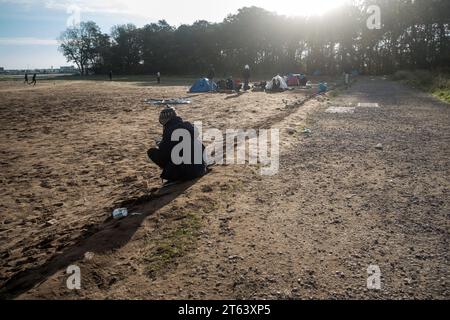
(143, 212), (201, 279)
(433, 89), (450, 103)
(329, 88), (342, 98)
(392, 70), (450, 104)
(304, 112), (319, 129)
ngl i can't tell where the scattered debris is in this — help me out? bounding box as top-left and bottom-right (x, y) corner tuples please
(302, 128), (312, 134)
(286, 127), (296, 135)
(375, 143), (384, 150)
(325, 106), (356, 114)
(112, 208), (128, 219)
(46, 219), (58, 226)
(358, 102), (380, 108)
(84, 252), (94, 261)
(201, 185), (213, 193)
(144, 98), (191, 105)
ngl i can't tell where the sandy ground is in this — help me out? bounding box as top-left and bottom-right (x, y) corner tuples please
(0, 77), (448, 299)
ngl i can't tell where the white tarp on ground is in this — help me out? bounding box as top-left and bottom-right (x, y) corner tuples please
(265, 75), (289, 90)
(357, 103), (380, 108)
(325, 107), (356, 114)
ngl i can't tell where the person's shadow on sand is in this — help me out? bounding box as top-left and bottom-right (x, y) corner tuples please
(0, 179), (200, 299)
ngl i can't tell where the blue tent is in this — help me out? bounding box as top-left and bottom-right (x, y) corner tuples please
(318, 82), (328, 93)
(189, 78), (217, 93)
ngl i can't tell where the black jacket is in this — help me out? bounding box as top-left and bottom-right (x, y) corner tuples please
(158, 117), (206, 181)
(243, 68), (250, 80)
(208, 68), (215, 80)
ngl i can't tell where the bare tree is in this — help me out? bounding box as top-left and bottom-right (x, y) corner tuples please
(58, 21), (108, 75)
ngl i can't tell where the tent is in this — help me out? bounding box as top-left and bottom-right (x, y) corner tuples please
(265, 75), (289, 91)
(318, 82), (328, 93)
(189, 78), (217, 93)
(286, 74), (300, 86)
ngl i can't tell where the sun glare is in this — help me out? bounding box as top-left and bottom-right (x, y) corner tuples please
(260, 0), (349, 17)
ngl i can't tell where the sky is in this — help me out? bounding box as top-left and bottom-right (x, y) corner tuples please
(0, 0), (349, 69)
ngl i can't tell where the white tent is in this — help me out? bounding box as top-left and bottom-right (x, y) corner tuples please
(265, 75), (289, 90)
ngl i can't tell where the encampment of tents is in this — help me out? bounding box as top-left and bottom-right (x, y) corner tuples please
(189, 78), (217, 93)
(265, 75), (289, 91)
(287, 74), (300, 86)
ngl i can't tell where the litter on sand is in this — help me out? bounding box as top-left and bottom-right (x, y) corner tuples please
(46, 219), (58, 226)
(302, 128), (312, 134)
(144, 98), (191, 105)
(84, 252), (94, 260)
(325, 106), (356, 114)
(357, 102), (380, 108)
(112, 208), (128, 219)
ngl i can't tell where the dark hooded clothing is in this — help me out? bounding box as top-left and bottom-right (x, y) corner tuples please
(208, 68), (215, 81)
(148, 116), (206, 181)
(243, 68), (250, 81)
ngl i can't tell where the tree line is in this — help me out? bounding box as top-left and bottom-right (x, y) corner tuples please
(58, 0), (450, 77)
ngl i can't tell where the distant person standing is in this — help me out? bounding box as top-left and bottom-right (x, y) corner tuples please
(109, 70), (113, 81)
(344, 61), (351, 86)
(30, 73), (37, 86)
(243, 65), (251, 91)
(24, 73), (28, 84)
(207, 65), (215, 82)
(157, 72), (161, 84)
(299, 73), (307, 87)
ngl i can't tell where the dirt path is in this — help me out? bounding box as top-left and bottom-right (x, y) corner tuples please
(1, 77), (448, 299)
(139, 78), (449, 300)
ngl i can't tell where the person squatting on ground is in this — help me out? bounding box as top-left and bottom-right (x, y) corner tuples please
(147, 107), (207, 183)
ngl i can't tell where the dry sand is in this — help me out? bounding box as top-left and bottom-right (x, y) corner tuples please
(0, 77), (448, 299)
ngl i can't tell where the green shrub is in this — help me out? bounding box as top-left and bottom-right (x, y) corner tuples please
(393, 70), (449, 103)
